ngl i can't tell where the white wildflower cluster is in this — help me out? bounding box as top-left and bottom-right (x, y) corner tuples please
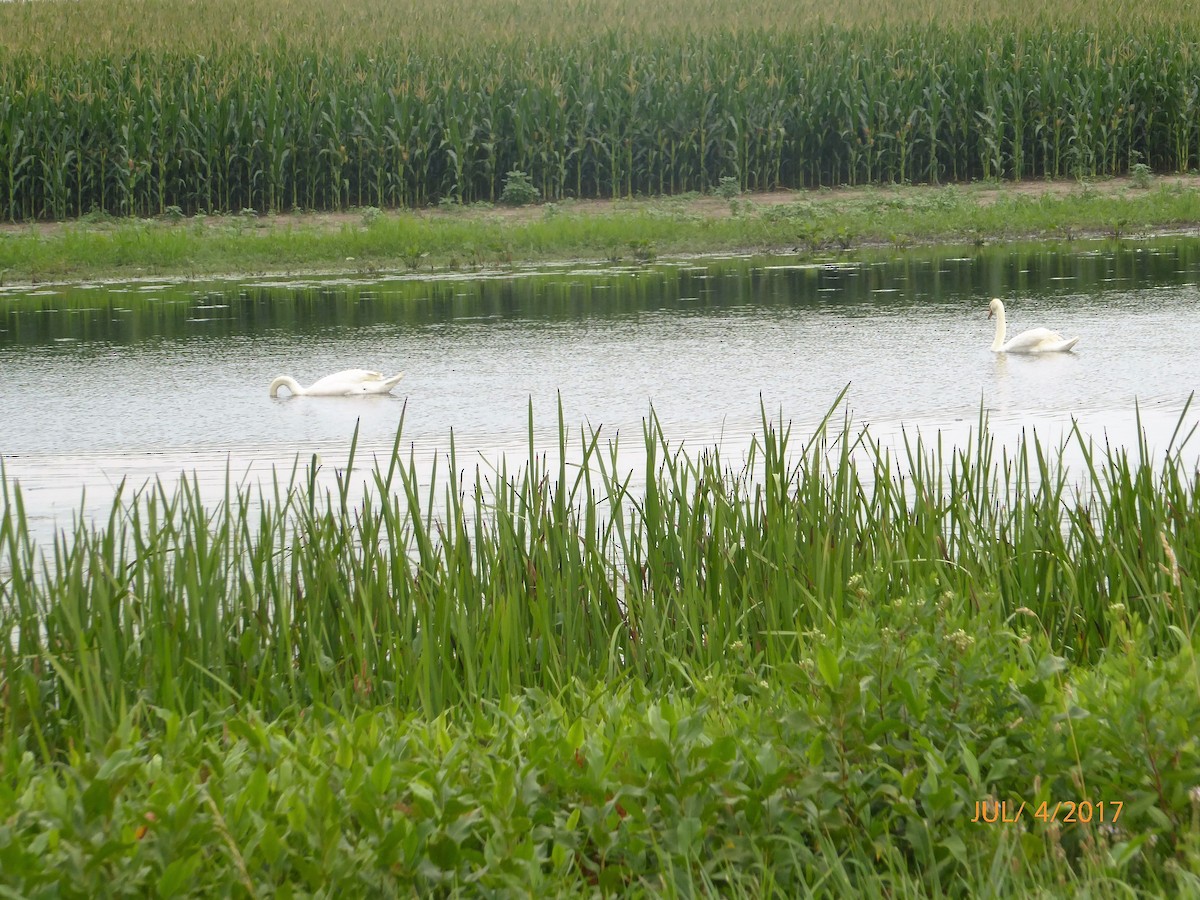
(846, 572), (869, 600)
(948, 629), (975, 652)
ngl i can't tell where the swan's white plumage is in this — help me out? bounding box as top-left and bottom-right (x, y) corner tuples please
(269, 368), (405, 397)
(988, 298), (1078, 353)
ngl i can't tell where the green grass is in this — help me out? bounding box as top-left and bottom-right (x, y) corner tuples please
(1, 399), (1199, 892)
(3, 179), (1200, 284)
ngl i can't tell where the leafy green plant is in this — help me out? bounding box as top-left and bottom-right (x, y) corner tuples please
(716, 175), (741, 199)
(628, 238), (656, 260)
(1, 623), (1197, 895)
(401, 243), (428, 269)
(500, 169), (540, 206)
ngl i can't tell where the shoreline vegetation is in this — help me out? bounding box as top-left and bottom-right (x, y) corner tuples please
(2, 407), (1200, 894)
(3, 175), (1200, 285)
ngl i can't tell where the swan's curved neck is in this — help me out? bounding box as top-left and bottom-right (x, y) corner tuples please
(269, 375), (304, 397)
(991, 305), (1007, 352)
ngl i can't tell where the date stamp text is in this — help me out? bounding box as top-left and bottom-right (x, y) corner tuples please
(972, 800), (1123, 824)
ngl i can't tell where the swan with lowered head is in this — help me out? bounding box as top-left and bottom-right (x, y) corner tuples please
(988, 298), (1079, 353)
(269, 368), (405, 397)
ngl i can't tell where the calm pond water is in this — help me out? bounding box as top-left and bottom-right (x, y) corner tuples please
(2, 239), (1200, 534)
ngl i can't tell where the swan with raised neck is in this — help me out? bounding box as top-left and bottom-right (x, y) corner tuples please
(988, 298), (1079, 353)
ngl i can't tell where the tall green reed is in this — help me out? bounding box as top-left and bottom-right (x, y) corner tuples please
(1, 402), (1197, 757)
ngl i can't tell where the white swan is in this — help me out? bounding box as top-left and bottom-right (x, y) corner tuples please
(988, 298), (1079, 353)
(269, 368), (405, 397)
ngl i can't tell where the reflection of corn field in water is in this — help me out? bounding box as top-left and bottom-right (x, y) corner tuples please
(3, 395), (1197, 751)
(2, 0), (1200, 218)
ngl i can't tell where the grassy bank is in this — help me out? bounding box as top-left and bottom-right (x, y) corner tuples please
(3, 176), (1200, 284)
(2, 405), (1199, 893)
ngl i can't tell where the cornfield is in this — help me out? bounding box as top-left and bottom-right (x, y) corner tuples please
(2, 0), (1200, 219)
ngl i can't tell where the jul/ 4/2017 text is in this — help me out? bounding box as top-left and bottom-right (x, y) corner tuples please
(971, 800), (1123, 824)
